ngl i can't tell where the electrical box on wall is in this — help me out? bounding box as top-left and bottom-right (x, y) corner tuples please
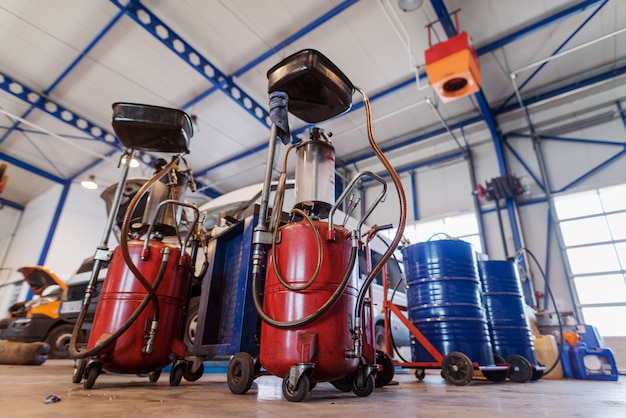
(425, 32), (481, 102)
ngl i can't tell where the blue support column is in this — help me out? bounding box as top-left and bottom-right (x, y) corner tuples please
(410, 170), (418, 222)
(37, 181), (71, 266)
(187, 0), (606, 179)
(430, 0), (534, 304)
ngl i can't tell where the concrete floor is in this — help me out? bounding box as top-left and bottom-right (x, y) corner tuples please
(0, 360), (624, 417)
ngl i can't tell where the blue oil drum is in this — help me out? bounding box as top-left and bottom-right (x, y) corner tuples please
(402, 240), (495, 366)
(478, 260), (537, 365)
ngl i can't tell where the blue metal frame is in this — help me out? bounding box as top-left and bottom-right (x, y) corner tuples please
(410, 171), (418, 222)
(497, 0), (609, 111)
(475, 0), (605, 55)
(506, 131), (626, 194)
(37, 181), (70, 266)
(361, 149), (465, 183)
(112, 0), (271, 130)
(0, 0), (618, 295)
(182, 0), (359, 110)
(0, 197), (24, 211)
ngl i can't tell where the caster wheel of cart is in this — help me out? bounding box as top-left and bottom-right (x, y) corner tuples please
(282, 372), (309, 402)
(414, 368), (426, 381)
(441, 351), (473, 386)
(148, 369), (161, 382)
(483, 354), (508, 383)
(84, 364), (99, 389)
(531, 367), (544, 381)
(184, 362), (204, 382)
(353, 373), (375, 397)
(506, 354), (532, 383)
(330, 375), (353, 392)
(375, 350), (395, 387)
(227, 352), (255, 395)
(169, 363), (185, 386)
(72, 359), (86, 384)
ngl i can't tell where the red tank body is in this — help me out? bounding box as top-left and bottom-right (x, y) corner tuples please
(87, 240), (190, 374)
(259, 220), (359, 382)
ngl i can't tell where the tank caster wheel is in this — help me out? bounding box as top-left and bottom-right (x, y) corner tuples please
(483, 354), (509, 383)
(353, 373), (375, 397)
(531, 367), (544, 381)
(506, 355), (532, 383)
(148, 369), (161, 383)
(227, 352), (255, 395)
(330, 375), (353, 392)
(441, 351), (474, 386)
(169, 363), (185, 386)
(375, 350), (395, 387)
(282, 372), (309, 402)
(72, 359), (86, 384)
(414, 368), (426, 381)
(84, 364), (99, 390)
(184, 362), (204, 382)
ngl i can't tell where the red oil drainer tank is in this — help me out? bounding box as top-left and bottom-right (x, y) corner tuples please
(87, 239), (189, 374)
(259, 219), (359, 382)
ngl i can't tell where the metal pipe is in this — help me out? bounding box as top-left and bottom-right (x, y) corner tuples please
(513, 27), (626, 76)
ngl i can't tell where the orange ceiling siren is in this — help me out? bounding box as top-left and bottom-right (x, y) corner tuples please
(425, 11), (481, 102)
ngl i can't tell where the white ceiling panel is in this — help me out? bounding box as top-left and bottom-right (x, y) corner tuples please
(0, 0), (624, 208)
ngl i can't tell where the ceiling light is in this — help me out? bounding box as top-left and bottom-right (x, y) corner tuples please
(121, 156), (140, 168)
(398, 0), (424, 12)
(81, 175), (98, 190)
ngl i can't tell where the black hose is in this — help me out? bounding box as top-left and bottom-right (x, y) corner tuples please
(374, 232), (410, 362)
(517, 247), (564, 377)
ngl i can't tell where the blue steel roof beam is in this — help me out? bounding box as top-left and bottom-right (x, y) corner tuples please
(291, 76), (420, 141)
(618, 101), (626, 130)
(1, 126), (102, 141)
(360, 149), (465, 184)
(0, 150), (66, 185)
(344, 62), (626, 168)
(499, 64), (626, 114)
(502, 135), (546, 194)
(0, 72), (123, 151)
(115, 0), (271, 129)
(476, 0), (605, 55)
(182, 0), (358, 111)
(343, 115), (482, 166)
(429, 0), (506, 173)
(0, 11), (124, 147)
(0, 196), (24, 211)
(193, 0), (602, 178)
(497, 0), (609, 112)
(555, 147), (626, 193)
(0, 71), (221, 198)
(429, 0), (531, 274)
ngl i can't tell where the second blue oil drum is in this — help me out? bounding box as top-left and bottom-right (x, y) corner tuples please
(402, 239), (495, 366)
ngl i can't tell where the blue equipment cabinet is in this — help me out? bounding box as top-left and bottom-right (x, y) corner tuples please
(192, 211), (263, 357)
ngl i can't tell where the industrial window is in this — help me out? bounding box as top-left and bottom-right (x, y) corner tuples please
(382, 212), (482, 253)
(554, 184), (626, 337)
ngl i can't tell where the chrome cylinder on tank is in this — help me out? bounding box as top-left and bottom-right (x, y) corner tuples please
(142, 170), (189, 236)
(294, 129), (335, 218)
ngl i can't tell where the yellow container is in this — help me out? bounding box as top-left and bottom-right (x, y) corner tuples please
(533, 335), (563, 379)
